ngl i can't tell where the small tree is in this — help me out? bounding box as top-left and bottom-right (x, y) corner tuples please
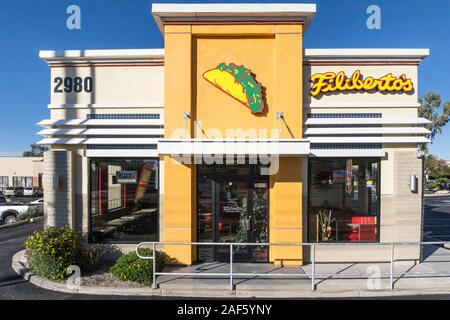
(419, 92), (450, 152)
(22, 144), (48, 157)
(425, 155), (450, 180)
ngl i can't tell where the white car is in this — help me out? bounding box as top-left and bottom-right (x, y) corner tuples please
(29, 198), (44, 205)
(24, 187), (43, 197)
(0, 195), (30, 224)
(4, 187), (24, 197)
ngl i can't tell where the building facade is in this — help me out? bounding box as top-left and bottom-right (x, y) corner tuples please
(37, 3), (430, 265)
(0, 157), (43, 193)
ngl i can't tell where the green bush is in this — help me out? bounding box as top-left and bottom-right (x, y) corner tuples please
(426, 181), (440, 190)
(75, 242), (109, 273)
(24, 226), (75, 281)
(110, 248), (165, 285)
(18, 207), (43, 221)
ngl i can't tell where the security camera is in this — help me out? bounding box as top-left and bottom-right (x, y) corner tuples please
(416, 149), (426, 158)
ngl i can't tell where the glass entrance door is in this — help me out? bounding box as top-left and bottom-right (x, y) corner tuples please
(197, 165), (269, 263)
(215, 179), (269, 262)
(215, 180), (251, 262)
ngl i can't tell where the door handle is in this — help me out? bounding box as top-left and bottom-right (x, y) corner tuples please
(245, 218), (252, 231)
(241, 218), (251, 231)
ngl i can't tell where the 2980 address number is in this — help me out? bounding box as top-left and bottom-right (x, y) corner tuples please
(53, 76), (93, 93)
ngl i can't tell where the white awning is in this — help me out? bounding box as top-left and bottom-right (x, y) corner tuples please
(310, 149), (386, 157)
(158, 138), (310, 156)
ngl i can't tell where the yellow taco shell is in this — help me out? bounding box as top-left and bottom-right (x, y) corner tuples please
(203, 69), (249, 107)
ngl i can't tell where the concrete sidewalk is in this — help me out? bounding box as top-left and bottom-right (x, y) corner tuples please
(12, 244), (450, 298)
(156, 245), (450, 296)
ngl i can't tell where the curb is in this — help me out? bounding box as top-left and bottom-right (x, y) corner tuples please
(11, 250), (450, 299)
(0, 216), (43, 230)
(424, 193), (450, 198)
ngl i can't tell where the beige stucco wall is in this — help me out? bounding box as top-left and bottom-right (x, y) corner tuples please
(0, 157), (43, 177)
(50, 65), (164, 107)
(44, 63), (164, 242)
(0, 157), (43, 187)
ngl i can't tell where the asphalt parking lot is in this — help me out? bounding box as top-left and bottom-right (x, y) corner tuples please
(2, 196), (42, 203)
(424, 195), (450, 241)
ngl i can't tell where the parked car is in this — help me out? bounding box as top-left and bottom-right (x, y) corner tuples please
(29, 198), (43, 205)
(24, 187), (43, 197)
(0, 195), (30, 224)
(28, 198), (44, 215)
(3, 187), (24, 197)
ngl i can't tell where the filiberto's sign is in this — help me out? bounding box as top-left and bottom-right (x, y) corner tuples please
(310, 70), (414, 97)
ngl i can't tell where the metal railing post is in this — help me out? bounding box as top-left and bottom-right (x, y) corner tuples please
(229, 244), (233, 291)
(311, 244), (316, 291)
(390, 243), (394, 290)
(152, 242), (157, 290)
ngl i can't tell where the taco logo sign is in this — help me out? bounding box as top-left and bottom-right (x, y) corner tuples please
(310, 70), (414, 97)
(203, 63), (265, 114)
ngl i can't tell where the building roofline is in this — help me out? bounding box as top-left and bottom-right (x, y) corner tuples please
(0, 156), (43, 159)
(151, 3), (317, 32)
(304, 48), (430, 60)
(39, 49), (165, 64)
(38, 48), (430, 64)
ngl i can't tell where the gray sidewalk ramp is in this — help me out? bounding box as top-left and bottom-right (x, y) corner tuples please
(155, 245), (450, 294)
(157, 262), (310, 290)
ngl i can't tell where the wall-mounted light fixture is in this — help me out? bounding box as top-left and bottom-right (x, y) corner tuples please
(410, 174), (418, 193)
(276, 112), (284, 138)
(276, 112), (284, 120)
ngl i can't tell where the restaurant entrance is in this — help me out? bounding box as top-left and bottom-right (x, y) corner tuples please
(197, 164), (269, 262)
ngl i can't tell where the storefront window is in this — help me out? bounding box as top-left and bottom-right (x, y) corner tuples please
(0, 176), (8, 193)
(12, 176), (32, 188)
(90, 159), (159, 243)
(308, 158), (379, 242)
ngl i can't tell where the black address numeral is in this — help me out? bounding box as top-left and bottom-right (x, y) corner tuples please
(53, 76), (93, 93)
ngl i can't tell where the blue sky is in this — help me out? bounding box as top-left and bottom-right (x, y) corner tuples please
(0, 0), (449, 158)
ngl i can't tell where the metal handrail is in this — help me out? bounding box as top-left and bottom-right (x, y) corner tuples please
(135, 241), (450, 291)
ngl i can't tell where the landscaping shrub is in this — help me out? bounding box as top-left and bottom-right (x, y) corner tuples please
(110, 248), (165, 285)
(426, 181), (440, 190)
(24, 226), (75, 281)
(75, 242), (109, 273)
(18, 207), (43, 221)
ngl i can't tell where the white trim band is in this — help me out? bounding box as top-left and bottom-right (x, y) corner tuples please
(304, 117), (431, 125)
(37, 118), (164, 127)
(309, 136), (430, 144)
(305, 127), (430, 135)
(158, 138), (310, 156)
(310, 149), (386, 157)
(37, 138), (159, 145)
(37, 128), (164, 136)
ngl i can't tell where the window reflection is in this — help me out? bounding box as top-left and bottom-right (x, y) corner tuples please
(90, 159), (159, 243)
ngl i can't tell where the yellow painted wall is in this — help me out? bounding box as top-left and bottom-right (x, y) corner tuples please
(162, 25), (196, 264)
(269, 158), (303, 265)
(163, 23), (304, 265)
